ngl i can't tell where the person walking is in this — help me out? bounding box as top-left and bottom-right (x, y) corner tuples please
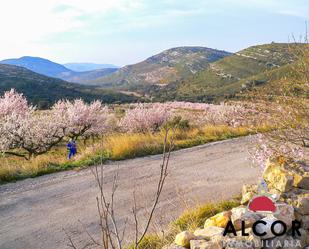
(67, 139), (77, 159)
(71, 140), (77, 157)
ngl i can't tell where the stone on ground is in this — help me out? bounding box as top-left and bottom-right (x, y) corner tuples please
(230, 206), (260, 230)
(175, 231), (195, 248)
(241, 184), (258, 205)
(282, 188), (309, 215)
(163, 243), (187, 249)
(254, 217), (284, 240)
(204, 211), (231, 228)
(263, 160), (294, 192)
(194, 226), (224, 240)
(272, 203), (294, 228)
(190, 239), (222, 249)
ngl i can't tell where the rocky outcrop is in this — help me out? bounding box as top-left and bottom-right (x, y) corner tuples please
(168, 160), (309, 249)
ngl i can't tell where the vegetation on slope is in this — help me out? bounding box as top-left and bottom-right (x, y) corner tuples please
(0, 64), (138, 108)
(150, 43), (301, 102)
(90, 47), (231, 88)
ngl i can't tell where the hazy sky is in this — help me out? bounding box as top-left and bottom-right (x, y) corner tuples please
(0, 0), (308, 66)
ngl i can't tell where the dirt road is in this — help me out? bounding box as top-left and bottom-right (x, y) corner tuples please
(0, 136), (260, 249)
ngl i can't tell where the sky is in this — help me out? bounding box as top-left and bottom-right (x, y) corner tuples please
(0, 0), (308, 66)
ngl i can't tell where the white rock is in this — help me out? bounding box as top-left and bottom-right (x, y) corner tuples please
(194, 226), (224, 240)
(273, 203), (294, 228)
(254, 217), (284, 239)
(190, 239), (222, 249)
(162, 243), (187, 249)
(174, 231), (195, 248)
(231, 206), (260, 230)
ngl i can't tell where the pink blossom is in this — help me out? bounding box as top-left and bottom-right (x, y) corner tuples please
(0, 89), (32, 117)
(249, 134), (304, 170)
(119, 103), (171, 132)
(0, 90), (110, 158)
(52, 99), (109, 139)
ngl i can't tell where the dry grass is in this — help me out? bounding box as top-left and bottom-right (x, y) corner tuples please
(0, 124), (270, 184)
(126, 197), (241, 249)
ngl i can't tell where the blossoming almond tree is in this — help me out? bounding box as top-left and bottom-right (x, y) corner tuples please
(249, 43), (309, 170)
(0, 89), (37, 159)
(0, 90), (66, 159)
(0, 89), (30, 117)
(1, 112), (66, 159)
(52, 99), (109, 140)
(249, 133), (305, 170)
(0, 90), (110, 159)
(119, 103), (171, 133)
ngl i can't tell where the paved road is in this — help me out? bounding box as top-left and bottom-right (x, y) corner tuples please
(0, 136), (260, 249)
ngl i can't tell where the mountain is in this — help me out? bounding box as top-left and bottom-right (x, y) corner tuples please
(89, 47), (231, 88)
(0, 56), (118, 84)
(1, 43), (302, 105)
(0, 64), (138, 108)
(1, 56), (72, 78)
(64, 63), (119, 72)
(148, 43), (299, 102)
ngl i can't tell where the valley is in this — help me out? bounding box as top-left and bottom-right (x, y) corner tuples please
(0, 64), (138, 107)
(0, 43), (303, 105)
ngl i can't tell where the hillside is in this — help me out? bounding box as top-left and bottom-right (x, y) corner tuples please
(89, 47), (231, 87)
(0, 64), (138, 108)
(149, 43), (298, 102)
(1, 43), (303, 104)
(1, 56), (73, 78)
(0, 56), (118, 84)
(64, 63), (119, 72)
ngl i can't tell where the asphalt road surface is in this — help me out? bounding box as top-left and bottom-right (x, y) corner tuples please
(0, 136), (260, 249)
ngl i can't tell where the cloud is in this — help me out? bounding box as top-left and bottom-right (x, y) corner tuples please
(0, 0), (308, 64)
(275, 9), (308, 19)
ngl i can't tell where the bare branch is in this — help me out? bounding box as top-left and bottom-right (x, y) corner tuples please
(134, 127), (175, 248)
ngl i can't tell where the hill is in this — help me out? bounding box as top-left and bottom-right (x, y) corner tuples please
(89, 47), (231, 87)
(0, 64), (138, 108)
(148, 43), (299, 102)
(1, 43), (303, 104)
(64, 63), (119, 72)
(0, 56), (118, 84)
(1, 56), (72, 78)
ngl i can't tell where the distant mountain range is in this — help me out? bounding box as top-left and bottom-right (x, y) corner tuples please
(0, 56), (118, 83)
(1, 56), (71, 78)
(0, 64), (138, 108)
(0, 43), (303, 105)
(64, 63), (119, 72)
